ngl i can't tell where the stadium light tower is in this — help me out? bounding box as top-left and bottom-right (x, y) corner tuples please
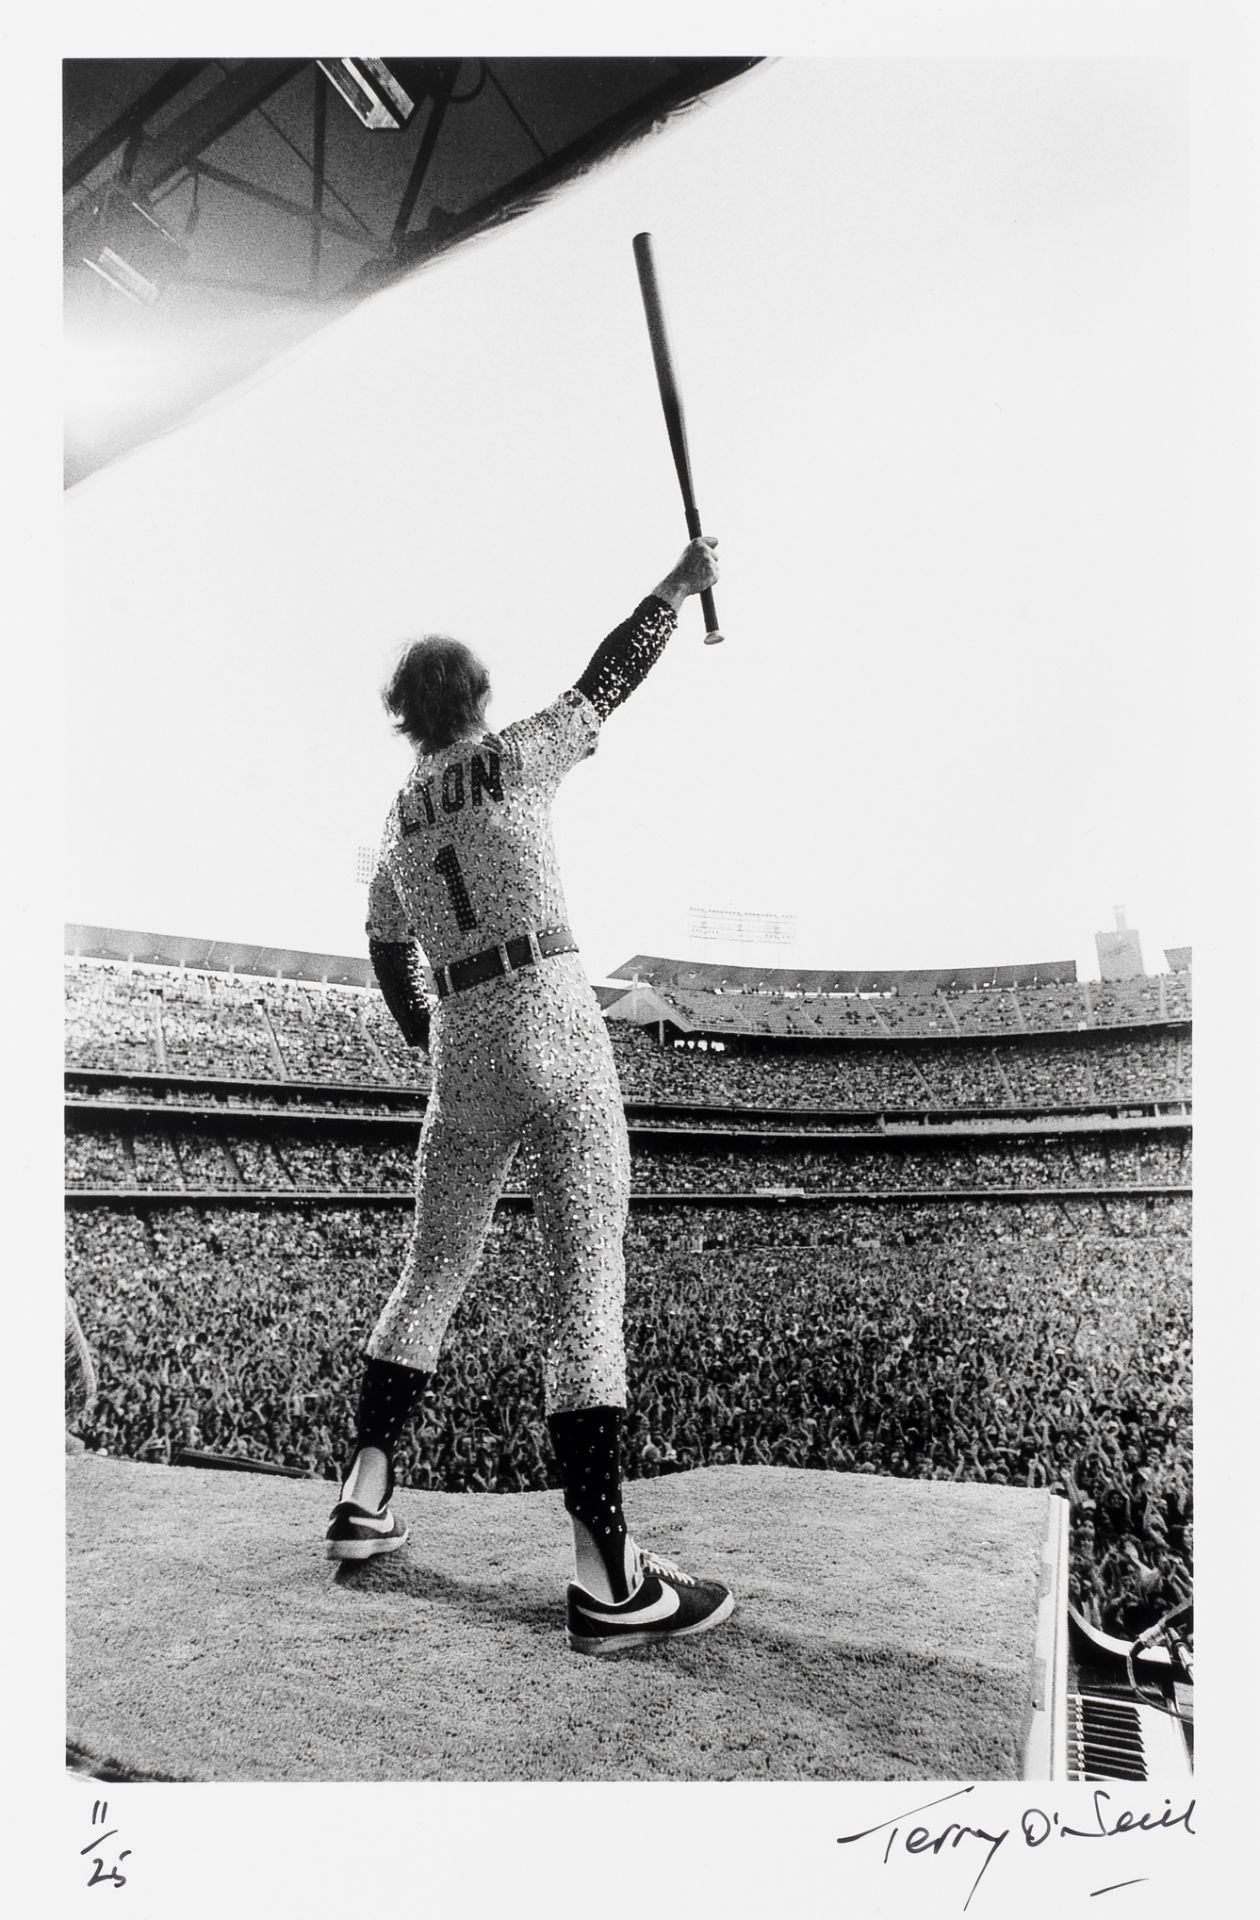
(688, 905), (798, 948)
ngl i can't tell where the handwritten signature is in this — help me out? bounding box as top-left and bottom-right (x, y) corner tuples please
(837, 1784), (1195, 1910)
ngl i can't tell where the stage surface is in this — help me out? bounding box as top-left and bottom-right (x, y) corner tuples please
(67, 1454), (1054, 1782)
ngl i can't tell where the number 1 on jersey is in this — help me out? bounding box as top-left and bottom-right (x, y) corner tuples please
(433, 844), (478, 930)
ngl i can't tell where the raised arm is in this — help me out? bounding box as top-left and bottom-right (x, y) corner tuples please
(575, 536), (719, 720)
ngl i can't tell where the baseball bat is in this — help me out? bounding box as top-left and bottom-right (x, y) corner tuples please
(632, 230), (724, 644)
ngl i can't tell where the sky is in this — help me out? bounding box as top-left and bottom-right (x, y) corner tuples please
(62, 53), (1195, 983)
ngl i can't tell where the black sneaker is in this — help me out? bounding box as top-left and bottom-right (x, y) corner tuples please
(324, 1468), (409, 1562)
(565, 1549), (734, 1655)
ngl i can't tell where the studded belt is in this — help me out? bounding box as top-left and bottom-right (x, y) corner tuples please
(432, 925), (578, 1000)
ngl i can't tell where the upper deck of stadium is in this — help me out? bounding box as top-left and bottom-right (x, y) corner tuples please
(66, 923), (1192, 1045)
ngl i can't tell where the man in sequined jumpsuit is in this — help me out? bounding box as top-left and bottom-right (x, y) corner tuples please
(325, 537), (736, 1654)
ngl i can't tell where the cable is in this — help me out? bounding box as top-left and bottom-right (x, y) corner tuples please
(1123, 1596), (1193, 1720)
(449, 60), (488, 107)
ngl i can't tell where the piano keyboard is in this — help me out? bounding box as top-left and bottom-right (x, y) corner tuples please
(1067, 1685), (1193, 1781)
(1020, 1498), (1193, 1783)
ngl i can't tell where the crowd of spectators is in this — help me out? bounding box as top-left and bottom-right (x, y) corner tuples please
(944, 988), (1026, 1036)
(644, 971), (1191, 1042)
(66, 1192), (1190, 1640)
(265, 980), (388, 1083)
(67, 1079), (416, 1118)
(65, 1121), (1190, 1195)
(64, 961), (432, 1090)
(1091, 976), (1185, 1024)
(65, 961), (1189, 1110)
(64, 964), (162, 1074)
(631, 1136), (1190, 1195)
(129, 1131), (182, 1188)
(65, 1131), (130, 1187)
(159, 972), (277, 1081)
(63, 953), (1193, 1645)
(607, 1026), (1189, 1111)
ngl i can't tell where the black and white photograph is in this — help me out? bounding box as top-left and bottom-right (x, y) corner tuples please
(15, 1), (1258, 1914)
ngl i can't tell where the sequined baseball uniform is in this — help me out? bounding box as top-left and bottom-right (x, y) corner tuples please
(364, 596), (677, 1414)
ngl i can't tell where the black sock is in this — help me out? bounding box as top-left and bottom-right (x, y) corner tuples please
(547, 1406), (631, 1602)
(348, 1357), (431, 1477)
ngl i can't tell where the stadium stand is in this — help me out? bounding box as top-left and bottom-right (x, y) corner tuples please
(606, 952), (1193, 1040)
(609, 1026), (1189, 1111)
(65, 1196), (1190, 1640)
(64, 935), (1192, 1640)
(64, 1122), (1191, 1196)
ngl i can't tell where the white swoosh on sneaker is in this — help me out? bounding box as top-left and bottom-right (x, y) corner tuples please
(344, 1510), (396, 1533)
(576, 1585), (681, 1628)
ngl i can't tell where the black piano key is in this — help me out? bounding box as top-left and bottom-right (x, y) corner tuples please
(1067, 1702), (1151, 1782)
(1080, 1698), (1141, 1723)
(1082, 1725), (1146, 1752)
(1084, 1751), (1147, 1772)
(1082, 1760), (1147, 1781)
(1079, 1720), (1146, 1749)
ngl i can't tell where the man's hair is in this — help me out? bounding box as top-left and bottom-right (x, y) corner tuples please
(383, 636), (490, 756)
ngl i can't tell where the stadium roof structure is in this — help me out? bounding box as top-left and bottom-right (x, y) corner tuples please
(63, 55), (762, 485)
(65, 924), (375, 989)
(597, 980), (683, 1026)
(64, 928), (1095, 1002)
(610, 954), (1081, 994)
